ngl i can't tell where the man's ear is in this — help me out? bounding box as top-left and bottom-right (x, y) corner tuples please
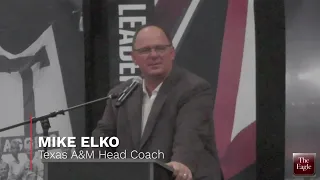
(170, 48), (176, 61)
(131, 51), (137, 64)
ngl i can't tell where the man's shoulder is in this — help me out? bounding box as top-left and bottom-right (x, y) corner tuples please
(176, 67), (212, 90)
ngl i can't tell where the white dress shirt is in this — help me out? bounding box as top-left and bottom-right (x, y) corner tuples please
(141, 80), (163, 137)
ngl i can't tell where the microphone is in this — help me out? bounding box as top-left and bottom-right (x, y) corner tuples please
(115, 77), (142, 107)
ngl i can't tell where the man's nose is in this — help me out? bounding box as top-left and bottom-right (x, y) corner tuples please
(150, 49), (158, 56)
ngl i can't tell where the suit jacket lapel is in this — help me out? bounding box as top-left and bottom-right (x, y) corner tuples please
(139, 67), (180, 149)
(139, 89), (167, 149)
(126, 85), (143, 149)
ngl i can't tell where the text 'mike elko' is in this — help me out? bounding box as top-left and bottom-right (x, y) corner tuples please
(38, 136), (165, 160)
(38, 136), (119, 148)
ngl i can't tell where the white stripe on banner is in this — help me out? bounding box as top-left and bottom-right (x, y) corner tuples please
(231, 0), (256, 141)
(155, 0), (158, 6)
(172, 0), (200, 49)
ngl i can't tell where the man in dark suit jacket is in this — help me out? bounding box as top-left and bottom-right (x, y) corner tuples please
(92, 24), (222, 180)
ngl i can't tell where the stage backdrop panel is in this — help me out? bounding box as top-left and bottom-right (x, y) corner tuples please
(0, 0), (85, 179)
(106, 0), (256, 179)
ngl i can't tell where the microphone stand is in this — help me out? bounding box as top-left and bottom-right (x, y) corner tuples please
(0, 94), (118, 153)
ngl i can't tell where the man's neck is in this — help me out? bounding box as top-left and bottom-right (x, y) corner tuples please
(143, 68), (172, 94)
(144, 78), (163, 95)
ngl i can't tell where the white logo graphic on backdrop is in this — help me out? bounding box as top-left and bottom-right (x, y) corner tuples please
(171, 0), (201, 50)
(0, 25), (73, 175)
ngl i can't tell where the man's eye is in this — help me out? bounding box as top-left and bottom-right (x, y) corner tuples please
(138, 48), (150, 53)
(156, 46), (166, 51)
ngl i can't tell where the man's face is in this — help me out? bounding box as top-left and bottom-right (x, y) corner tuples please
(11, 145), (19, 156)
(0, 164), (8, 177)
(131, 26), (175, 78)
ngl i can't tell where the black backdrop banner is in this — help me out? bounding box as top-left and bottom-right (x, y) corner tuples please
(107, 1), (154, 86)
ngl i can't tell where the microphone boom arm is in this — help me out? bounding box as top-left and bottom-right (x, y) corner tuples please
(0, 94), (118, 152)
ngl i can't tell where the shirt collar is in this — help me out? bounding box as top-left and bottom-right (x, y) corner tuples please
(142, 79), (163, 95)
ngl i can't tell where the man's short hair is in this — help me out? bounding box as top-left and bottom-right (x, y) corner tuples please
(132, 23), (172, 49)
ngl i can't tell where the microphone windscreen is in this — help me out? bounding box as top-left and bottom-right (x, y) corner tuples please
(133, 77), (142, 84)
